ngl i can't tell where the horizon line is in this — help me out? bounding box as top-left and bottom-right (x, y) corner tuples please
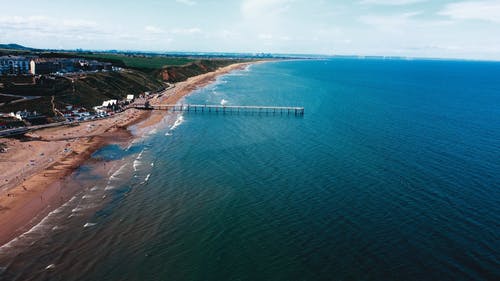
(3, 42), (500, 63)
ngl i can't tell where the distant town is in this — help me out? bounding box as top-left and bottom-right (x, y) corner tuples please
(0, 55), (119, 76)
(0, 54), (155, 133)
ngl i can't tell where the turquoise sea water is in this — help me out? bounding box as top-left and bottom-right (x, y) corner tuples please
(0, 59), (499, 280)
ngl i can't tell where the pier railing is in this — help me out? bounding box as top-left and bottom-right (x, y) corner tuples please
(134, 104), (305, 116)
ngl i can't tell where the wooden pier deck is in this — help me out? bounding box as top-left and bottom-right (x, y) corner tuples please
(134, 104), (305, 115)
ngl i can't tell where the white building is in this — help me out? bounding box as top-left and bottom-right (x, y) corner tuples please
(102, 99), (117, 107)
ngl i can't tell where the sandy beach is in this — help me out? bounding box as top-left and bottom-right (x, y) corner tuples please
(0, 62), (253, 246)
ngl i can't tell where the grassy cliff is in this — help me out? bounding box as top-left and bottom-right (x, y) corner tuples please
(0, 70), (163, 115)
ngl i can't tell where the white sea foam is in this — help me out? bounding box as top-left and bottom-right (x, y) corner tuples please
(131, 149), (146, 172)
(110, 163), (128, 180)
(130, 138), (141, 145)
(83, 222), (97, 228)
(51, 208), (64, 214)
(136, 150), (144, 160)
(51, 226), (61, 231)
(145, 174), (151, 182)
(66, 196), (78, 205)
(170, 115), (184, 131)
(125, 142), (133, 151)
(45, 264), (56, 270)
(133, 160), (142, 172)
(148, 128), (158, 135)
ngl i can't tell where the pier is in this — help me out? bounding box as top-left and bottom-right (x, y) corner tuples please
(134, 104), (305, 116)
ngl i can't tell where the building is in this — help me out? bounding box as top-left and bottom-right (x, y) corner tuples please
(0, 56), (31, 75)
(30, 58), (113, 75)
(30, 58), (64, 75)
(1, 55), (115, 76)
(0, 113), (25, 129)
(102, 99), (117, 107)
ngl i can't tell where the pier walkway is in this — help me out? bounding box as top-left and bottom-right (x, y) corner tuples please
(134, 104), (305, 116)
(1, 104), (304, 138)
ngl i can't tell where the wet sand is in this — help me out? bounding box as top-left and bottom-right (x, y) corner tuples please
(0, 62), (254, 246)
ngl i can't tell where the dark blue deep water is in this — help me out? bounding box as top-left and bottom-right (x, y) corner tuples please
(0, 59), (499, 281)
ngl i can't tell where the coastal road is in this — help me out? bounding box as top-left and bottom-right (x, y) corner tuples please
(0, 121), (69, 138)
(0, 93), (42, 107)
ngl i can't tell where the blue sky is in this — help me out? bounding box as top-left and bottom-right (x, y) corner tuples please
(1, 0), (500, 60)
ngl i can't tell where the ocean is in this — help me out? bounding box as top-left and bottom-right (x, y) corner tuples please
(0, 59), (499, 281)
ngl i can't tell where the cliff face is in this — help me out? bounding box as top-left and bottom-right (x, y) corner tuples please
(161, 60), (240, 83)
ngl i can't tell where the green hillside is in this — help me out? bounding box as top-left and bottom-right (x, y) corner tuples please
(40, 52), (195, 70)
(0, 70), (164, 115)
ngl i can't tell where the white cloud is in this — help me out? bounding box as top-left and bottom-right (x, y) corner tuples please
(0, 15), (175, 50)
(360, 0), (427, 5)
(0, 16), (99, 32)
(175, 0), (196, 6)
(359, 12), (420, 30)
(359, 11), (454, 32)
(0, 15), (105, 41)
(258, 33), (273, 40)
(207, 29), (241, 40)
(439, 1), (500, 23)
(144, 25), (201, 37)
(171, 27), (202, 35)
(241, 0), (291, 19)
(145, 25), (164, 34)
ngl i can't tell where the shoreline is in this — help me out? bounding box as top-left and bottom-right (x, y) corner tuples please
(0, 61), (255, 247)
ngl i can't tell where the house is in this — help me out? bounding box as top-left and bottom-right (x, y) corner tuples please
(0, 113), (26, 129)
(102, 99), (117, 107)
(93, 106), (107, 115)
(126, 94), (134, 102)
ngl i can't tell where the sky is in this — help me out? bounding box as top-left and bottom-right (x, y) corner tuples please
(1, 0), (500, 60)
